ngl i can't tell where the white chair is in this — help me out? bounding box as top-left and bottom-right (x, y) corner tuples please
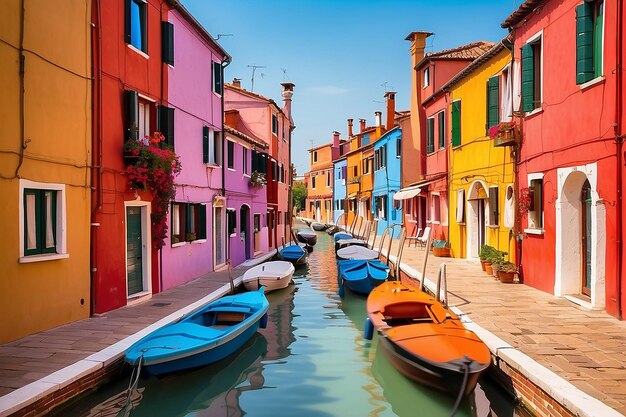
(405, 225), (422, 248)
(417, 226), (431, 249)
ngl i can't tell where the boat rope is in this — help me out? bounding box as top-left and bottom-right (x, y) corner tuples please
(449, 357), (472, 417)
(117, 354), (143, 416)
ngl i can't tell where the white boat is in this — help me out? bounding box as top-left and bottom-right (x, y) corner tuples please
(336, 245), (380, 260)
(242, 261), (295, 292)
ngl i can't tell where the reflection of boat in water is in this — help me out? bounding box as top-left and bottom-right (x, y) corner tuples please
(261, 283), (298, 360)
(125, 333), (268, 417)
(371, 346), (475, 417)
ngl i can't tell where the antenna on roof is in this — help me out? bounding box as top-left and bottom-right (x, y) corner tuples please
(380, 82), (394, 93)
(281, 68), (291, 82)
(216, 34), (233, 40)
(248, 64), (266, 92)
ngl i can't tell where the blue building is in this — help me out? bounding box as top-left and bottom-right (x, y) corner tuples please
(372, 127), (402, 236)
(333, 157), (347, 225)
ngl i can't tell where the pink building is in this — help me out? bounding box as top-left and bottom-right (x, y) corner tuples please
(224, 81), (295, 251)
(160, 5), (230, 287)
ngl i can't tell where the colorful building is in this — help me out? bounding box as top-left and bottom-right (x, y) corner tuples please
(0, 0), (92, 342)
(224, 112), (270, 265)
(408, 37), (494, 243)
(445, 43), (515, 260)
(503, 0), (623, 317)
(224, 80), (295, 249)
(332, 133), (350, 225)
(161, 5), (230, 289)
(304, 132), (342, 223)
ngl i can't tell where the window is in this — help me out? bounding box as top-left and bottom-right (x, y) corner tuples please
(488, 187), (499, 226)
(312, 151), (318, 163)
(363, 159), (370, 174)
(251, 150), (267, 173)
(158, 105), (175, 148)
(486, 75), (499, 130)
(451, 100), (461, 147)
(254, 214), (261, 232)
(272, 115), (278, 135)
(126, 0), (147, 53)
(312, 176), (316, 189)
(456, 189), (465, 223)
(203, 128), (221, 165)
(213, 61), (223, 95)
(161, 22), (174, 65)
(227, 140), (234, 169)
(23, 189), (57, 256)
(243, 147), (249, 175)
(527, 177), (544, 230)
(437, 111), (446, 149)
(576, 1), (604, 83)
(171, 202), (207, 244)
(426, 117), (435, 153)
(326, 171), (330, 187)
(432, 194), (441, 222)
(500, 67), (512, 122)
(522, 34), (542, 112)
(424, 67), (430, 88)
(375, 195), (387, 220)
(504, 185), (515, 228)
(138, 101), (151, 142)
(350, 199), (357, 212)
(227, 209), (237, 236)
(396, 137), (401, 158)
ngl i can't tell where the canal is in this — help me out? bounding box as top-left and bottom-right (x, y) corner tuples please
(52, 231), (527, 417)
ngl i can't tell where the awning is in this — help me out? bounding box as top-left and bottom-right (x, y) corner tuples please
(347, 192), (358, 199)
(393, 186), (422, 200)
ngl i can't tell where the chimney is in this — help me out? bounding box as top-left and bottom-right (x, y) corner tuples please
(375, 111), (382, 127)
(359, 118), (366, 133)
(347, 119), (354, 137)
(232, 78), (241, 88)
(281, 82), (295, 126)
(385, 92), (396, 130)
(333, 131), (340, 147)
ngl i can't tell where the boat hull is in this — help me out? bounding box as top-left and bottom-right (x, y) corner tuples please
(297, 231), (317, 246)
(279, 245), (307, 265)
(242, 261), (295, 293)
(311, 222), (328, 231)
(340, 260), (390, 295)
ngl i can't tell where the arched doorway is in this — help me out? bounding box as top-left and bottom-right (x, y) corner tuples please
(555, 165), (605, 309)
(466, 181), (488, 258)
(240, 205), (251, 259)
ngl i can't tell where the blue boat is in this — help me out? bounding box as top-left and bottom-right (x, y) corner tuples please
(125, 289), (269, 376)
(279, 243), (307, 265)
(338, 260), (390, 297)
(333, 232), (352, 242)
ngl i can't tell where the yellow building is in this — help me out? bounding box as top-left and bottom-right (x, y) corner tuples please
(0, 0), (92, 342)
(304, 140), (335, 223)
(446, 44), (515, 261)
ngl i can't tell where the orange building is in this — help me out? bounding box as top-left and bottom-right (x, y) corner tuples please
(304, 132), (343, 223)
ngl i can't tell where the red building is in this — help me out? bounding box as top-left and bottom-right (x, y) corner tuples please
(503, 0), (625, 318)
(408, 39), (494, 242)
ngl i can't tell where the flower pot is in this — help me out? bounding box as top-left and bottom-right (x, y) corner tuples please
(480, 260), (488, 271)
(494, 129), (517, 147)
(433, 247), (451, 257)
(492, 266), (500, 279)
(498, 270), (517, 283)
(484, 263), (493, 275)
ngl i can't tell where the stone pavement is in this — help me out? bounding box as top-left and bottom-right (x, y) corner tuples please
(0, 263), (249, 398)
(392, 240), (626, 416)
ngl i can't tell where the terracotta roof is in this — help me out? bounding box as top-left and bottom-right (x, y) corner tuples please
(415, 41), (495, 70)
(224, 125), (267, 149)
(395, 110), (411, 120)
(224, 83), (284, 115)
(441, 42), (508, 91)
(501, 0), (546, 29)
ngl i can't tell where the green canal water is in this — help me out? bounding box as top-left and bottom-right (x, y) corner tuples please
(53, 232), (527, 417)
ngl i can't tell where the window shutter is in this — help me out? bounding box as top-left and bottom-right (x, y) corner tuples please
(213, 61), (223, 94)
(438, 111), (446, 148)
(202, 126), (209, 163)
(489, 187), (499, 226)
(451, 101), (461, 147)
(576, 3), (594, 84)
(342, 165), (347, 180)
(161, 22), (174, 65)
(593, 2), (604, 77)
(427, 118), (435, 153)
(124, 0), (132, 44)
(197, 204), (207, 239)
(159, 106), (175, 148)
(125, 90), (138, 141)
(521, 44), (535, 112)
(487, 76), (500, 130)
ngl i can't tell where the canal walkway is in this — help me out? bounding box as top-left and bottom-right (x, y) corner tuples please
(1, 232), (626, 416)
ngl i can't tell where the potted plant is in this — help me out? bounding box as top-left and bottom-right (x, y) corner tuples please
(249, 171), (267, 187)
(432, 240), (451, 257)
(479, 245), (494, 271)
(486, 249), (506, 277)
(497, 261), (518, 283)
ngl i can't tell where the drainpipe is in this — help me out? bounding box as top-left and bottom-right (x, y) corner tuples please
(615, 0), (623, 319)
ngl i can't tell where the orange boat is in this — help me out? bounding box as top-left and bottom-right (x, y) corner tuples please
(365, 281), (491, 398)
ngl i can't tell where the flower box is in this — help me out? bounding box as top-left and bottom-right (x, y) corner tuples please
(489, 121), (518, 147)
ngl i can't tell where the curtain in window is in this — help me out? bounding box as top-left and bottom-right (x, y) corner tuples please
(172, 204), (180, 236)
(26, 194), (37, 250)
(456, 189), (465, 223)
(504, 186), (515, 228)
(44, 191), (55, 248)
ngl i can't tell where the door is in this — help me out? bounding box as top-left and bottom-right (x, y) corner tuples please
(581, 180), (592, 296)
(268, 209), (274, 248)
(240, 205), (251, 259)
(254, 214), (260, 253)
(214, 206), (224, 266)
(315, 201), (321, 220)
(126, 207), (143, 296)
(477, 199), (486, 252)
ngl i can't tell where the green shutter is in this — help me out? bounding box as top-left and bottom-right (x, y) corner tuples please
(202, 126), (209, 163)
(125, 90), (138, 141)
(576, 2), (594, 84)
(451, 100), (461, 147)
(161, 22), (174, 66)
(593, 1), (604, 77)
(487, 76), (500, 129)
(521, 44), (535, 112)
(197, 204), (207, 239)
(23, 189), (40, 256)
(159, 106), (175, 148)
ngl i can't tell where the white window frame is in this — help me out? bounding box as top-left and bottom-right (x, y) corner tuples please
(525, 172), (545, 234)
(19, 180), (68, 263)
(242, 146), (250, 176)
(423, 67), (430, 88)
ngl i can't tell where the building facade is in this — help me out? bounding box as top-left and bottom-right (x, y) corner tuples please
(304, 132), (342, 223)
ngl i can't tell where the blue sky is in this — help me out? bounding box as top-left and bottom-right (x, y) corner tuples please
(182, 0), (521, 176)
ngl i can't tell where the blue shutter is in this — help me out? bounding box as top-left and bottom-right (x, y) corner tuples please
(521, 44), (535, 112)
